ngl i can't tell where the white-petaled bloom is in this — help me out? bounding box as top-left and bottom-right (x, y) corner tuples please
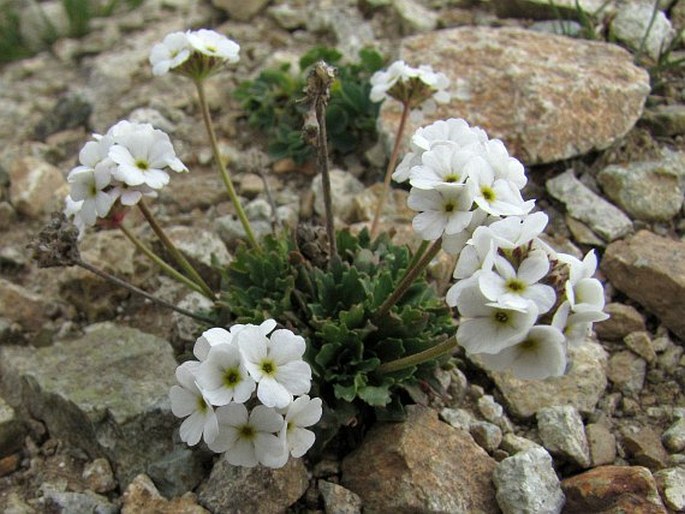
(408, 184), (475, 241)
(479, 250), (556, 314)
(280, 395), (323, 458)
(552, 300), (609, 346)
(238, 326), (311, 409)
(455, 285), (538, 354)
(409, 143), (474, 190)
(193, 319), (277, 361)
(486, 211), (549, 250)
(466, 156), (534, 216)
(67, 166), (116, 227)
(149, 31), (191, 76)
(558, 250), (606, 314)
(196, 343), (256, 406)
(209, 403), (287, 468)
(186, 29), (240, 62)
(474, 325), (567, 379)
(393, 118), (488, 183)
(109, 182), (158, 207)
(369, 60), (450, 107)
(442, 208), (491, 257)
(169, 361), (219, 446)
(109, 122), (187, 190)
(481, 138), (527, 190)
(64, 196), (86, 236)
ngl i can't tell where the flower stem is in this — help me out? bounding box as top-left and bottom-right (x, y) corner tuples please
(378, 336), (458, 374)
(406, 239), (429, 272)
(137, 199), (216, 299)
(373, 238), (442, 321)
(118, 224), (208, 297)
(370, 100), (411, 238)
(194, 78), (260, 250)
(76, 259), (215, 324)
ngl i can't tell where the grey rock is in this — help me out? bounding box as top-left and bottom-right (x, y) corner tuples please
(33, 93), (92, 140)
(198, 455), (308, 514)
(18, 0), (70, 51)
(211, 0), (270, 21)
(611, 3), (675, 61)
(0, 396), (24, 458)
(493, 0), (619, 20)
(393, 0), (438, 34)
(586, 423), (617, 466)
(82, 458), (117, 494)
(622, 426), (670, 470)
(123, 473), (210, 513)
(306, 3), (376, 61)
(594, 303), (645, 341)
(268, 4), (306, 30)
(597, 160), (683, 221)
(0, 322), (178, 487)
(662, 417), (685, 453)
(493, 447), (565, 514)
(643, 104), (685, 136)
(537, 406), (591, 468)
(8, 156), (66, 219)
(546, 169), (633, 241)
(0, 278), (51, 331)
(500, 433), (543, 455)
(215, 216), (273, 249)
(607, 350), (646, 397)
(318, 480), (363, 514)
(44, 490), (118, 514)
(623, 331), (657, 364)
(312, 169), (366, 224)
(654, 467), (685, 511)
(529, 20), (582, 36)
(171, 292), (215, 350)
(603, 231), (685, 341)
(439, 407), (473, 431)
(147, 447), (208, 499)
(470, 421), (504, 453)
(491, 339), (608, 418)
(244, 198), (273, 220)
(380, 27), (649, 165)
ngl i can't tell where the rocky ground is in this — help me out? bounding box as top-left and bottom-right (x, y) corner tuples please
(1, 0), (685, 512)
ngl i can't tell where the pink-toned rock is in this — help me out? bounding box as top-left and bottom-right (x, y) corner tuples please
(8, 156), (66, 218)
(122, 474), (209, 514)
(561, 465), (667, 514)
(602, 231), (685, 341)
(379, 27), (650, 165)
(341, 405), (498, 513)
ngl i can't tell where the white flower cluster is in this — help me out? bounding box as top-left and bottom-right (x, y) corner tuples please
(370, 60), (450, 111)
(64, 121), (187, 232)
(400, 118), (608, 379)
(149, 29), (240, 76)
(399, 118), (533, 255)
(170, 320), (322, 468)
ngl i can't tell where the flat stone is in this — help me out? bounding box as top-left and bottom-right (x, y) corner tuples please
(8, 156), (66, 219)
(318, 480), (363, 514)
(622, 426), (670, 470)
(607, 351), (646, 396)
(122, 474), (209, 514)
(211, 0), (269, 21)
(623, 332), (657, 364)
(197, 456), (308, 514)
(654, 467), (685, 512)
(586, 423), (617, 466)
(662, 417), (685, 453)
(546, 170), (633, 242)
(491, 339), (608, 419)
(0, 396), (24, 458)
(0, 322), (178, 487)
(312, 169), (365, 224)
(393, 0), (438, 34)
(493, 0), (619, 20)
(493, 447), (565, 514)
(341, 405), (499, 513)
(44, 490), (117, 514)
(147, 447), (208, 499)
(602, 231), (685, 341)
(439, 407), (474, 431)
(642, 104), (685, 136)
(379, 27), (649, 165)
(0, 278), (51, 331)
(501, 433), (543, 455)
(470, 421), (504, 454)
(537, 406), (591, 468)
(561, 465), (667, 513)
(597, 160), (683, 221)
(594, 303), (646, 341)
(610, 3), (675, 61)
(82, 458), (117, 494)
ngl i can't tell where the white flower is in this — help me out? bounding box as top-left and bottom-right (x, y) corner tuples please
(280, 395), (323, 458)
(486, 212), (549, 250)
(109, 122), (187, 190)
(186, 29), (240, 62)
(455, 285), (538, 354)
(558, 251), (606, 314)
(408, 184), (474, 241)
(196, 343), (256, 406)
(442, 209), (491, 256)
(193, 320), (277, 361)
(369, 60), (450, 107)
(474, 325), (567, 379)
(64, 196), (86, 236)
(466, 156), (534, 216)
(238, 326), (311, 409)
(409, 143), (474, 190)
(169, 361), (219, 446)
(67, 166), (116, 227)
(209, 403), (287, 468)
(149, 31), (191, 76)
(552, 301), (608, 346)
(482, 138), (527, 190)
(478, 250), (556, 314)
(109, 182), (158, 207)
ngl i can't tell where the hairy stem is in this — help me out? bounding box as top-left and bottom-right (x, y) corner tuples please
(370, 100), (411, 238)
(137, 199), (216, 299)
(194, 79), (260, 250)
(378, 336), (458, 374)
(119, 224), (207, 297)
(76, 259), (215, 324)
(373, 238), (442, 321)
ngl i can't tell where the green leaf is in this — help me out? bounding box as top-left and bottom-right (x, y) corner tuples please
(358, 385), (391, 406)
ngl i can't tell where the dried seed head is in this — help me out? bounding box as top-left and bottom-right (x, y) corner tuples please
(29, 212), (81, 268)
